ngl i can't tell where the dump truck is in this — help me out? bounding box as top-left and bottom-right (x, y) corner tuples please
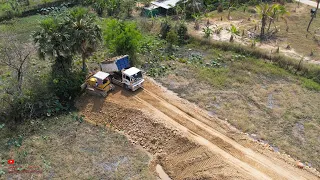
(100, 55), (144, 91)
(81, 71), (115, 97)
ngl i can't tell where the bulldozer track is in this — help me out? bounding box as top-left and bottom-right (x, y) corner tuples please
(132, 86), (318, 180)
(78, 79), (319, 179)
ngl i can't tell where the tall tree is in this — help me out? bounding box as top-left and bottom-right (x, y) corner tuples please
(255, 3), (270, 39)
(33, 7), (102, 72)
(33, 14), (73, 67)
(68, 7), (102, 72)
(255, 3), (288, 39)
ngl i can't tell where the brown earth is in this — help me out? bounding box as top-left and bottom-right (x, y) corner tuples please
(76, 78), (320, 179)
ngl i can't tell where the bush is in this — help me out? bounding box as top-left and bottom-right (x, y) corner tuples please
(50, 70), (85, 104)
(160, 18), (171, 39)
(0, 57), (85, 124)
(217, 4), (223, 12)
(166, 29), (178, 49)
(1, 75), (62, 123)
(102, 18), (142, 65)
(301, 78), (320, 91)
(177, 23), (188, 44)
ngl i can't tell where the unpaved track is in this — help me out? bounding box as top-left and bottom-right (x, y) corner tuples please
(79, 78), (319, 179)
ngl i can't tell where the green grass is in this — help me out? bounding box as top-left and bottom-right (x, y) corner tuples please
(0, 114), (155, 179)
(301, 77), (320, 91)
(196, 67), (230, 88)
(0, 15), (43, 43)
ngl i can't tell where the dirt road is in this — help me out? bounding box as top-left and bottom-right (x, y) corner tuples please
(77, 78), (320, 179)
(297, 0), (319, 8)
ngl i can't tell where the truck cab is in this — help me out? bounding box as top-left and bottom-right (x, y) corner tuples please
(122, 67), (144, 91)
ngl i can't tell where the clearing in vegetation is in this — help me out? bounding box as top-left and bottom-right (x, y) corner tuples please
(188, 3), (320, 63)
(77, 79), (320, 179)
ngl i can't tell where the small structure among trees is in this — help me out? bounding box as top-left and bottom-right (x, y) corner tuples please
(142, 0), (181, 16)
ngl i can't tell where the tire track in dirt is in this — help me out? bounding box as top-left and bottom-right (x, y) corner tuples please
(134, 91), (271, 179)
(77, 78), (319, 179)
(133, 85), (318, 180)
(77, 94), (253, 179)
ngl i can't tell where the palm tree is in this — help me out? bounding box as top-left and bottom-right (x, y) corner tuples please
(229, 24), (239, 42)
(255, 3), (270, 39)
(266, 4), (289, 33)
(227, 4), (236, 20)
(33, 16), (73, 63)
(33, 7), (102, 72)
(192, 13), (201, 30)
(202, 25), (213, 39)
(69, 7), (102, 71)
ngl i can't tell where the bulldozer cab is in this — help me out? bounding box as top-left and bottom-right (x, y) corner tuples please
(87, 71), (112, 91)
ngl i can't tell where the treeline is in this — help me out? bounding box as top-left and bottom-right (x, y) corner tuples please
(0, 6), (144, 125)
(0, 0), (78, 22)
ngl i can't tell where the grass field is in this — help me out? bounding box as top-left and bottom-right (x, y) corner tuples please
(155, 41), (320, 170)
(0, 15), (43, 43)
(0, 114), (155, 179)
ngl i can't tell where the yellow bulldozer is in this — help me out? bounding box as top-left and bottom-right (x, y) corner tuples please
(81, 71), (115, 97)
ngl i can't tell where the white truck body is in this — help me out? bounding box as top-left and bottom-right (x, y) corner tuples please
(100, 55), (144, 91)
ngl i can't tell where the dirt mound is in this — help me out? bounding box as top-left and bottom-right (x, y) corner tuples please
(76, 78), (319, 179)
(76, 95), (252, 179)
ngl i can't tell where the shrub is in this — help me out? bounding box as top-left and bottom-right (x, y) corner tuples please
(177, 23), (188, 44)
(160, 18), (171, 39)
(166, 29), (178, 50)
(217, 4), (223, 12)
(102, 18), (142, 65)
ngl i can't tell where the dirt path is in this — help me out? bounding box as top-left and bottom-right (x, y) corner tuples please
(77, 78), (320, 179)
(297, 0), (319, 8)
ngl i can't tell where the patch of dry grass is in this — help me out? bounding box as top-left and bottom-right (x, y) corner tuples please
(157, 46), (320, 170)
(0, 115), (155, 179)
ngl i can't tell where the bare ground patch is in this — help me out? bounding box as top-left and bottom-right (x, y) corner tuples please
(76, 94), (255, 179)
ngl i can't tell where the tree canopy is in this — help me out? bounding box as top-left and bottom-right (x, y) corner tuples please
(101, 19), (142, 64)
(33, 7), (102, 71)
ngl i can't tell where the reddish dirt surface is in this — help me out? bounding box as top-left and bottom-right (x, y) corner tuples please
(76, 77), (320, 179)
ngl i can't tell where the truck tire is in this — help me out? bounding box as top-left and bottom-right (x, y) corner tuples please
(124, 84), (129, 90)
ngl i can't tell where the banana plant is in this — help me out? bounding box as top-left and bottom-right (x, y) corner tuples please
(229, 24), (239, 42)
(203, 25), (213, 39)
(192, 13), (201, 30)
